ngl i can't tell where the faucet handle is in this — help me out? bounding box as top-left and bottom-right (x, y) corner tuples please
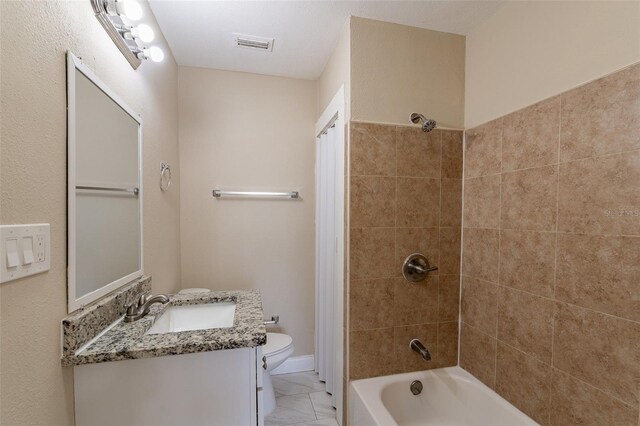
(138, 293), (148, 306)
(126, 294), (147, 315)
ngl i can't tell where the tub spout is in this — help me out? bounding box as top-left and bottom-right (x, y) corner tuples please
(410, 339), (431, 362)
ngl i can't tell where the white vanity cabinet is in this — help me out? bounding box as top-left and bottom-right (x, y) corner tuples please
(74, 346), (264, 426)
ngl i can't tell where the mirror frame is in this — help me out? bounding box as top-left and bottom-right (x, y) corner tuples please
(66, 52), (144, 313)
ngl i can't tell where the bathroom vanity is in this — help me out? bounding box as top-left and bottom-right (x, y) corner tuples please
(61, 282), (267, 426)
(61, 53), (267, 426)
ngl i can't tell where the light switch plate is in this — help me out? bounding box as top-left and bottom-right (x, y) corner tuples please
(0, 224), (50, 284)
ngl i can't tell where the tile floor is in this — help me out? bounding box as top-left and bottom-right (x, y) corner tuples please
(265, 371), (338, 426)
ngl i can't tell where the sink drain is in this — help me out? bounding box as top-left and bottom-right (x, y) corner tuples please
(410, 380), (423, 395)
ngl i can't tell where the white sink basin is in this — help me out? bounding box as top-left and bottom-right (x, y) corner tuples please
(146, 302), (236, 334)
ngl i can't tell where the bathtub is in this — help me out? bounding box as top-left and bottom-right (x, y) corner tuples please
(350, 366), (537, 425)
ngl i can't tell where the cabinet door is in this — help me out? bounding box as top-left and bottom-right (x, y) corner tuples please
(75, 348), (256, 426)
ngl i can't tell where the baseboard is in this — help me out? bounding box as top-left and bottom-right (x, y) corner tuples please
(271, 354), (315, 375)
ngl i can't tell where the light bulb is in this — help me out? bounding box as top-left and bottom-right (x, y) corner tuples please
(131, 24), (154, 43)
(148, 46), (164, 62)
(117, 0), (142, 21)
(138, 46), (164, 63)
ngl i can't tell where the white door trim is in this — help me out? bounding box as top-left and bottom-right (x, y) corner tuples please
(314, 86), (345, 424)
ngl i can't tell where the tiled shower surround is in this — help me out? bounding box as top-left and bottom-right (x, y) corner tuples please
(460, 63), (640, 425)
(348, 122), (463, 379)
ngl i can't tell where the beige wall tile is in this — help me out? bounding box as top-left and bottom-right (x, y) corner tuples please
(464, 118), (502, 178)
(462, 228), (499, 282)
(440, 178), (462, 227)
(553, 302), (640, 405)
(350, 328), (395, 379)
(396, 177), (441, 227)
(394, 276), (439, 326)
(396, 127), (441, 178)
(502, 97), (560, 172)
(436, 322), (459, 368)
(560, 63), (640, 162)
(495, 343), (552, 425)
(460, 65), (640, 425)
(350, 176), (396, 228)
(460, 323), (497, 388)
(558, 151), (640, 235)
(439, 226), (461, 275)
(550, 369), (638, 426)
(499, 229), (555, 297)
(393, 323), (438, 373)
(396, 227), (439, 277)
(350, 122), (396, 176)
(461, 276), (499, 336)
(350, 227), (395, 279)
(497, 287), (554, 363)
(349, 121), (460, 374)
(501, 165), (558, 231)
(463, 174), (501, 228)
(556, 233), (640, 322)
(438, 275), (460, 322)
(349, 278), (395, 331)
(441, 130), (463, 179)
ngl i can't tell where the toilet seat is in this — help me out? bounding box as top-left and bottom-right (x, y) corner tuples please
(264, 333), (293, 357)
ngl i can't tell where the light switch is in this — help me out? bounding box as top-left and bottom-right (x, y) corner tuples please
(1, 224), (50, 284)
(22, 236), (34, 265)
(6, 238), (19, 268)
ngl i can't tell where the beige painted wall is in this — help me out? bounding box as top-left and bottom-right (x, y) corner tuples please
(318, 18), (351, 118)
(350, 17), (466, 128)
(178, 67), (317, 356)
(465, 1), (640, 128)
(0, 1), (181, 424)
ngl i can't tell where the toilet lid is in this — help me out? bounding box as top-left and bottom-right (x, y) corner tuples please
(264, 333), (293, 356)
(178, 288), (210, 294)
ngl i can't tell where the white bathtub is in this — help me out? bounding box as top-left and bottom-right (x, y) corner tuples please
(350, 366), (537, 426)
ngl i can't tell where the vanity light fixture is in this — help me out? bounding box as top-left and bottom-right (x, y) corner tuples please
(90, 0), (164, 69)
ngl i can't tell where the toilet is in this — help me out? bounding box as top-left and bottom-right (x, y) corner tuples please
(179, 289), (293, 416)
(262, 332), (294, 416)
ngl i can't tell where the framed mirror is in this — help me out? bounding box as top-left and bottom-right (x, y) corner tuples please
(67, 52), (143, 312)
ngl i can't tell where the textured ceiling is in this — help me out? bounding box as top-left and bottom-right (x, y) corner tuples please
(150, 0), (505, 79)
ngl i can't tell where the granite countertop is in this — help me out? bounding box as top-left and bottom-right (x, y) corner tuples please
(62, 290), (267, 366)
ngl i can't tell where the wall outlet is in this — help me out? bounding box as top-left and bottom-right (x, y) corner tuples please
(0, 224), (50, 284)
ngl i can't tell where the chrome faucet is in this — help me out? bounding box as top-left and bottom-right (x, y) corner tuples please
(124, 294), (170, 323)
(410, 339), (431, 362)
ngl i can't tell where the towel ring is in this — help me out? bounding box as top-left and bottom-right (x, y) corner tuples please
(160, 162), (171, 192)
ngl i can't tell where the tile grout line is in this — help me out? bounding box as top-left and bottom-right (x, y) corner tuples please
(459, 225), (640, 239)
(307, 392), (319, 421)
(493, 117), (504, 388)
(558, 146), (640, 166)
(393, 125), (399, 359)
(459, 272), (640, 325)
(457, 129), (466, 367)
(462, 320), (639, 411)
(436, 129), (444, 364)
(548, 90), (563, 425)
(461, 321), (639, 410)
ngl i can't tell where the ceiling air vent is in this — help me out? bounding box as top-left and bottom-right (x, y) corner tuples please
(233, 33), (274, 52)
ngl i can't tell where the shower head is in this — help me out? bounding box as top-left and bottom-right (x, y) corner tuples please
(410, 113), (437, 133)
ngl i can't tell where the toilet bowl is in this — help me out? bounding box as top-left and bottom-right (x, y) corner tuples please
(263, 332), (294, 416)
